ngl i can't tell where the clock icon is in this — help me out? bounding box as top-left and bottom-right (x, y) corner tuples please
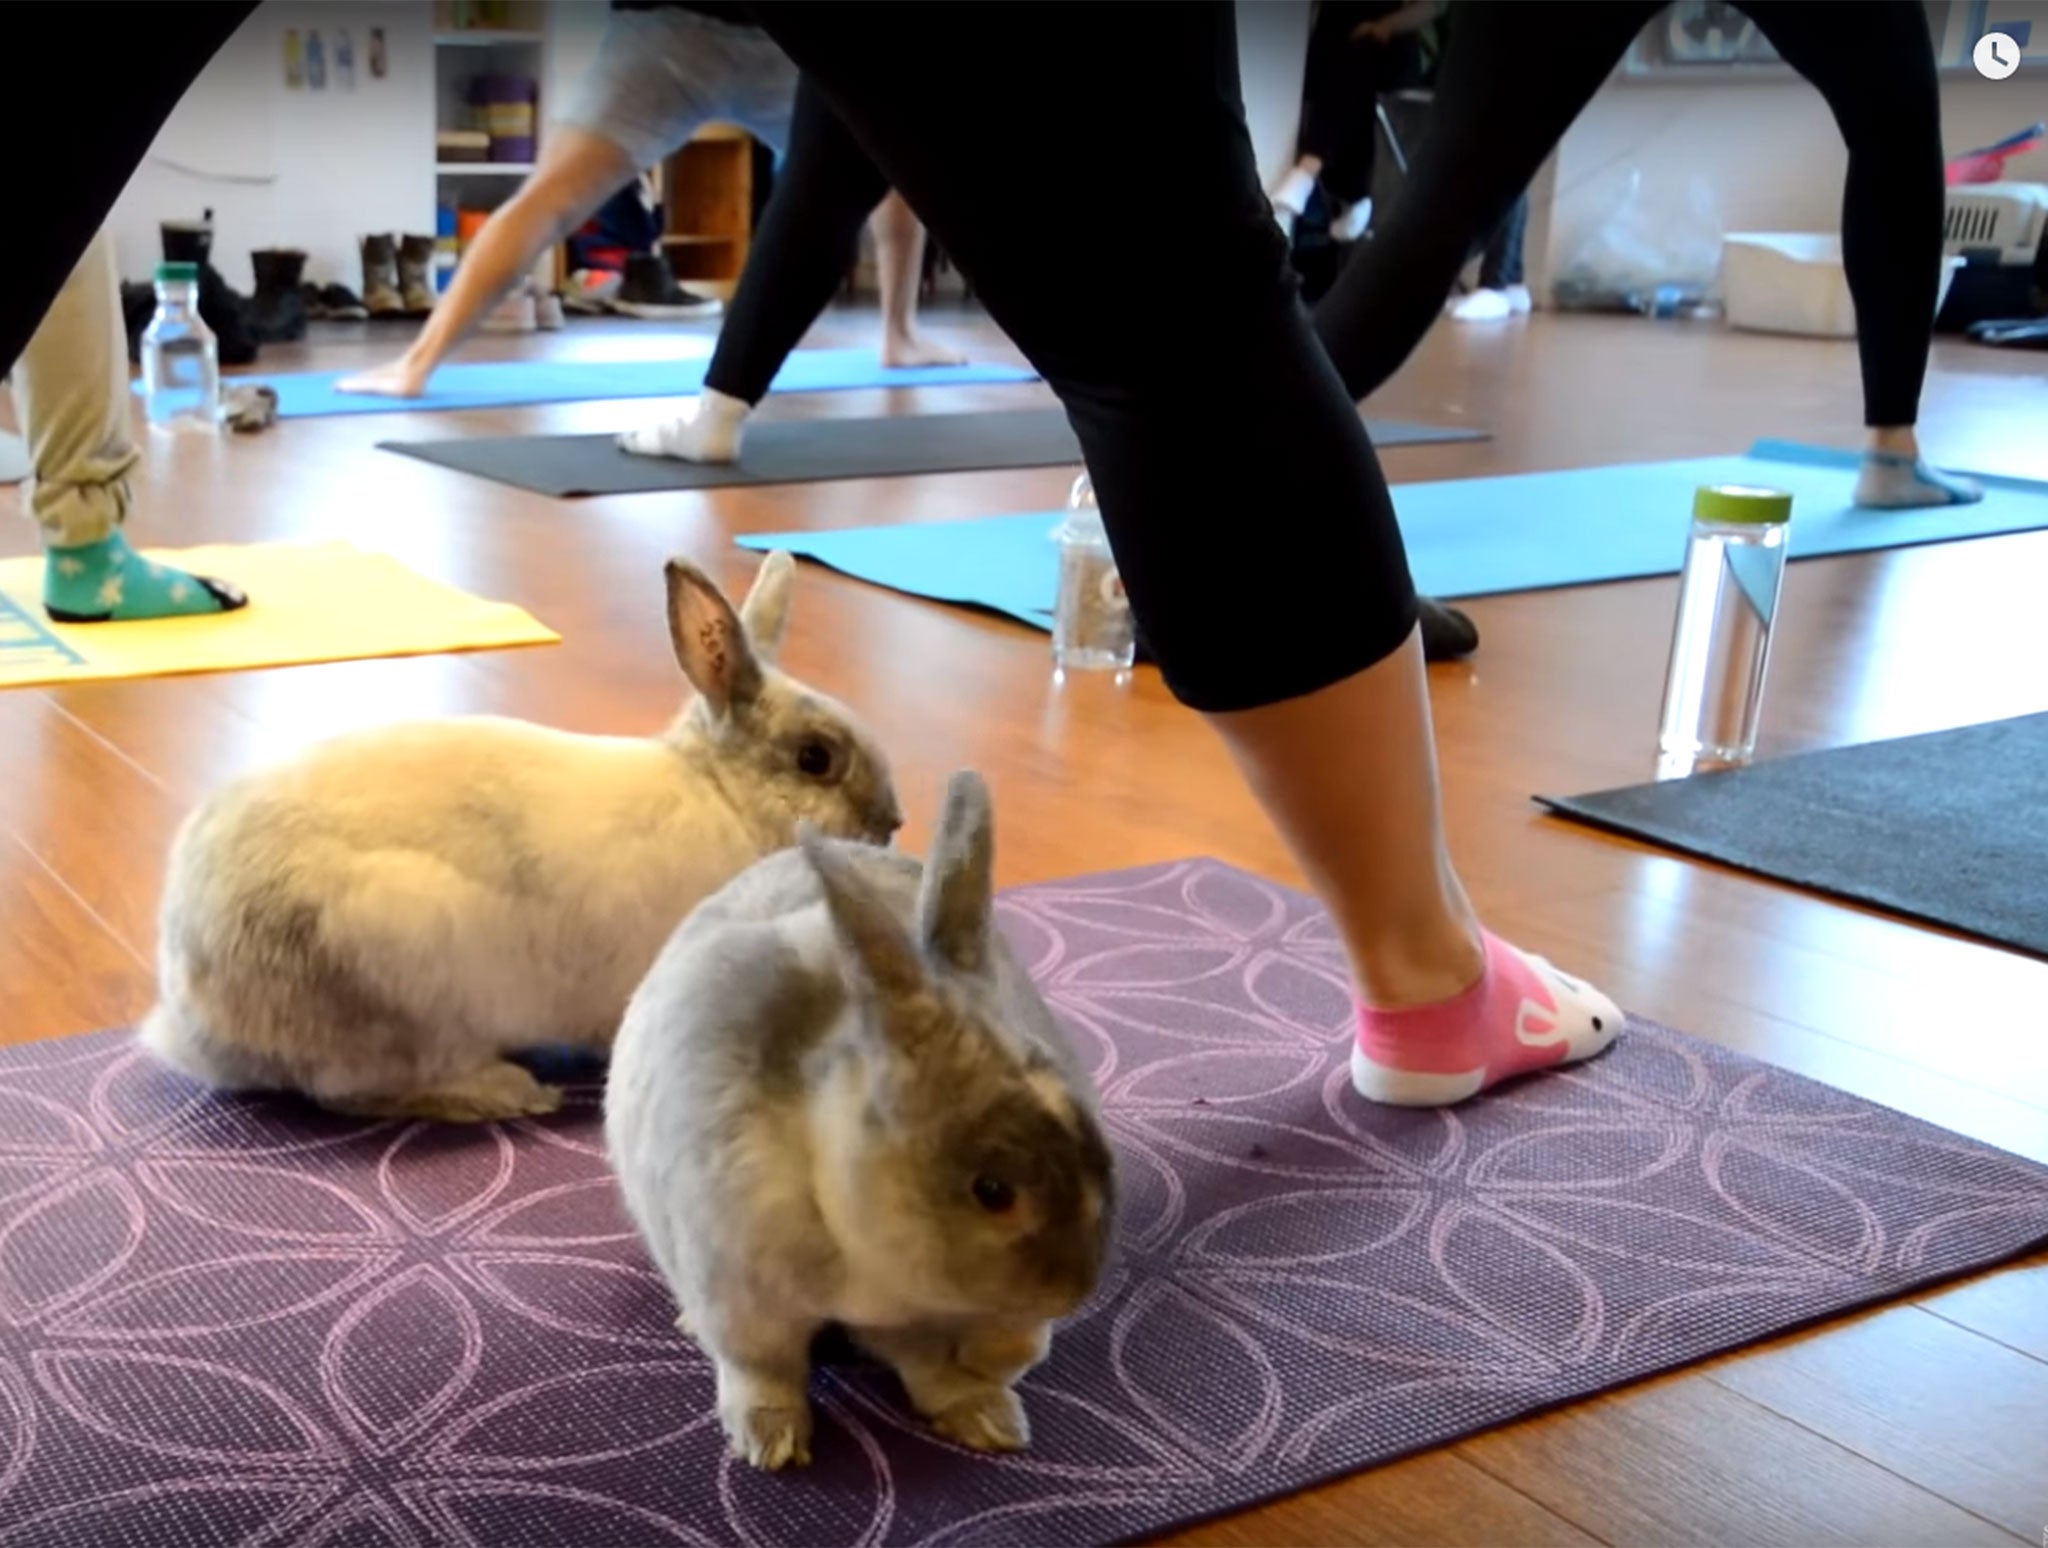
(1974, 30), (2021, 79)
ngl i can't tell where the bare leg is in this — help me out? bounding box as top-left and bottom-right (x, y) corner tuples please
(1211, 627), (1482, 1010)
(854, 1320), (1048, 1452)
(338, 127), (636, 398)
(873, 191), (964, 367)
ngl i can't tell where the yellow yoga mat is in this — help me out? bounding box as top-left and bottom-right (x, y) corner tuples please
(0, 541), (558, 690)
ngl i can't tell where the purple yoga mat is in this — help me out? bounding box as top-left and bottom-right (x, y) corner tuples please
(3, 860), (2046, 1546)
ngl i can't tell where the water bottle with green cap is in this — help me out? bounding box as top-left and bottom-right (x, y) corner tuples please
(1656, 482), (1793, 778)
(141, 260), (220, 433)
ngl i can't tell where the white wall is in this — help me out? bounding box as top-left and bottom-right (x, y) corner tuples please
(1542, 64), (2048, 293)
(107, 0), (436, 293)
(1237, 1), (1313, 189)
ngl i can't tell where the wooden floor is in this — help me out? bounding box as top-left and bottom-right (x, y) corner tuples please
(4, 305), (2046, 1545)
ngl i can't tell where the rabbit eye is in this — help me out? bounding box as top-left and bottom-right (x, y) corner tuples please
(971, 1176), (1016, 1214)
(795, 739), (834, 779)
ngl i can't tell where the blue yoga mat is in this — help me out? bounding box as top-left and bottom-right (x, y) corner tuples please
(736, 440), (2048, 625)
(155, 347), (1039, 419)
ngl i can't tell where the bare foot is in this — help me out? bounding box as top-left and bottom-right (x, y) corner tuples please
(336, 357), (432, 398)
(880, 330), (967, 369)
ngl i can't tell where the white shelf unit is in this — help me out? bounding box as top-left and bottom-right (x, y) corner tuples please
(432, 5), (549, 286)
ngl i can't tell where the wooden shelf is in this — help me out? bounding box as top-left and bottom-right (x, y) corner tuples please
(659, 130), (756, 284)
(437, 162), (533, 175)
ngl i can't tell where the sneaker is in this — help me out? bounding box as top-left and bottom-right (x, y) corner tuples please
(536, 292), (565, 331)
(1503, 283), (1533, 315)
(609, 253), (723, 319)
(561, 268), (621, 314)
(1448, 288), (1514, 322)
(479, 292), (537, 334)
(320, 282), (369, 321)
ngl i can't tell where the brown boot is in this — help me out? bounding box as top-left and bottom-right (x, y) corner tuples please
(398, 234), (436, 317)
(360, 233), (402, 317)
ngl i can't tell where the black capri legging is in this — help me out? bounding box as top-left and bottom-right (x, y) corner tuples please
(1315, 0), (1946, 428)
(9, 5), (1419, 715)
(732, 4), (1419, 711)
(702, 77), (890, 407)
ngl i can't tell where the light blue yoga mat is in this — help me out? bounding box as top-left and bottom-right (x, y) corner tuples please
(155, 347), (1038, 419)
(736, 440), (2048, 625)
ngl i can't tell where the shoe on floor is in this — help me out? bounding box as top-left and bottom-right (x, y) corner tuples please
(1502, 283), (1533, 315)
(536, 292), (565, 331)
(1418, 596), (1479, 661)
(479, 292), (537, 334)
(320, 282), (369, 321)
(561, 268), (621, 314)
(609, 253), (722, 319)
(1449, 288), (1515, 322)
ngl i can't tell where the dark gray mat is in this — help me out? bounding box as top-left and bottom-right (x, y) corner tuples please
(1540, 714), (2048, 958)
(379, 409), (1485, 497)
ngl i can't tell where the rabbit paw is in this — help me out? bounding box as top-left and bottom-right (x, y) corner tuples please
(396, 1061), (564, 1124)
(723, 1402), (813, 1471)
(930, 1387), (1030, 1453)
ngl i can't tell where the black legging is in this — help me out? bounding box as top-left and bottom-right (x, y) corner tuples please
(16, 4), (1418, 713)
(1315, 0), (1945, 428)
(1297, 2), (1425, 209)
(704, 77), (889, 406)
(0, 2), (258, 379)
(730, 5), (1417, 711)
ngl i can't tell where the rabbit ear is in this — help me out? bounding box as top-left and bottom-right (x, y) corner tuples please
(738, 551), (794, 665)
(801, 826), (924, 1001)
(918, 770), (995, 974)
(665, 559), (764, 716)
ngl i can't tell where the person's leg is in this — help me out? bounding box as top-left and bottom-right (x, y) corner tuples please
(1450, 188), (1533, 321)
(753, 5), (1618, 1104)
(873, 191), (965, 368)
(15, 230), (246, 623)
(2, 1), (257, 380)
(338, 126), (636, 396)
(1271, 3), (1365, 229)
(1311, 3), (1655, 399)
(621, 75), (889, 463)
(1739, 2), (1980, 507)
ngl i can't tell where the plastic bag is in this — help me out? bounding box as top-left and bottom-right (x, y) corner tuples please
(1551, 169), (1725, 316)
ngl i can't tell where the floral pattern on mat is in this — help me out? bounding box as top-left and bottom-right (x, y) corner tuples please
(2, 860), (2045, 1546)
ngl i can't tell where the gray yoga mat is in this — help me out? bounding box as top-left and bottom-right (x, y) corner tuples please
(379, 408), (1485, 497)
(1541, 714), (2048, 958)
(3, 859), (2046, 1546)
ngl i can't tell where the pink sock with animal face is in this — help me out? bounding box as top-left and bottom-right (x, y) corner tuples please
(1351, 931), (1622, 1107)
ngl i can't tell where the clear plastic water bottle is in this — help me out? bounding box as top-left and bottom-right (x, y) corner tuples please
(1052, 473), (1136, 674)
(141, 261), (220, 433)
(1656, 483), (1793, 778)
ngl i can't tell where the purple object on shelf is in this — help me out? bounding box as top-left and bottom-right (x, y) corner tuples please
(1, 859), (2045, 1545)
(468, 73), (536, 163)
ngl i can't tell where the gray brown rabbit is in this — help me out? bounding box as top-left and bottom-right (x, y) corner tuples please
(606, 770), (1115, 1469)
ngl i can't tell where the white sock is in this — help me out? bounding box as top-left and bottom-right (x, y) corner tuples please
(1270, 166), (1316, 218)
(1504, 284), (1533, 315)
(1450, 289), (1514, 322)
(617, 388), (751, 464)
(1329, 197), (1374, 243)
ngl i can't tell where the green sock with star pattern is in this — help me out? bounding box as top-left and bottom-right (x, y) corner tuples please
(44, 531), (247, 623)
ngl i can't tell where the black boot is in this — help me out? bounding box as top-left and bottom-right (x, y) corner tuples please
(250, 249), (309, 342)
(162, 211), (259, 365)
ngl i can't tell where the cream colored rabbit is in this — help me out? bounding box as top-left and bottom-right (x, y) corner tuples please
(142, 552), (901, 1123)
